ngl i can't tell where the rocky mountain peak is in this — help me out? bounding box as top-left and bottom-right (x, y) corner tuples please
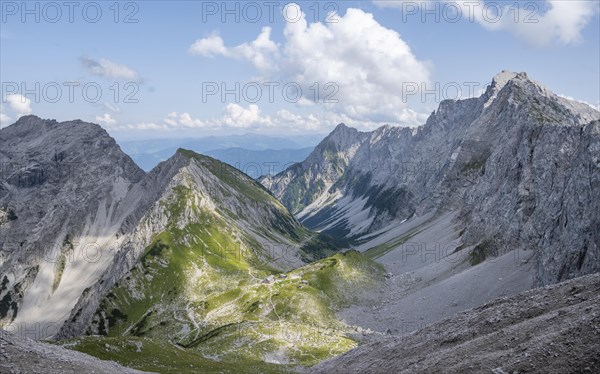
(481, 70), (522, 105)
(492, 70), (521, 87)
(263, 71), (600, 287)
(0, 116), (146, 332)
(10, 114), (53, 127)
(321, 123), (368, 149)
(334, 122), (350, 131)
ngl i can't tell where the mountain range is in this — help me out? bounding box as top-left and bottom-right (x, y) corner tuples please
(262, 71), (600, 286)
(0, 115), (379, 371)
(1, 71), (599, 373)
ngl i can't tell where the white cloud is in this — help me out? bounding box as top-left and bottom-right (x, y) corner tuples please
(161, 105), (271, 130)
(275, 109), (321, 131)
(101, 102), (430, 133)
(374, 0), (598, 46)
(95, 113), (116, 126)
(80, 57), (142, 82)
(129, 122), (165, 130)
(189, 4), (431, 125)
(221, 103), (272, 128)
(323, 109), (430, 131)
(189, 33), (228, 57)
(161, 112), (206, 129)
(163, 118), (178, 127)
(113, 122), (166, 131)
(5, 94), (32, 116)
(0, 105), (12, 125)
(189, 27), (279, 72)
(179, 112), (206, 128)
(508, 0), (597, 45)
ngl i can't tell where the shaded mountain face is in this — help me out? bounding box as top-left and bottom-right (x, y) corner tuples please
(0, 116), (144, 330)
(262, 71), (600, 286)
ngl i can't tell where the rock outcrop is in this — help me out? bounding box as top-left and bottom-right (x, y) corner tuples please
(311, 272), (600, 374)
(0, 328), (148, 373)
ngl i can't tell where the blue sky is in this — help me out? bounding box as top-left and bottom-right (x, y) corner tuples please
(1, 0), (599, 139)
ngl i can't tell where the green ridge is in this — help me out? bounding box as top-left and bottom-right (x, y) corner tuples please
(61, 158), (384, 372)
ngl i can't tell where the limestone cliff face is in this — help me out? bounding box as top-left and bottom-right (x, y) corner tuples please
(260, 123), (370, 217)
(0, 116), (144, 331)
(263, 72), (600, 285)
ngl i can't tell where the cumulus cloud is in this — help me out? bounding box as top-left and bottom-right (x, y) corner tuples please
(275, 109), (321, 131)
(95, 113), (117, 126)
(221, 103), (273, 128)
(496, 0), (598, 46)
(160, 104), (271, 130)
(124, 122), (165, 130)
(190, 27), (279, 72)
(189, 4), (431, 125)
(0, 105), (11, 126)
(374, 0), (598, 46)
(5, 94), (32, 116)
(154, 104), (333, 132)
(103, 122), (166, 131)
(80, 57), (142, 82)
(105, 103), (429, 133)
(189, 33), (228, 57)
(179, 112), (206, 128)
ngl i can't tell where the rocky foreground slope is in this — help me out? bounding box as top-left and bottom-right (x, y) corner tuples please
(311, 273), (600, 374)
(262, 71), (600, 286)
(0, 329), (148, 374)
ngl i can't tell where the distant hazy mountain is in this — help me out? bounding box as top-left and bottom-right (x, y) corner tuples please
(128, 146), (313, 175)
(119, 134), (321, 172)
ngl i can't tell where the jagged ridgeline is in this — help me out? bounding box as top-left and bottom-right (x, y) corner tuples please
(0, 117), (385, 372)
(262, 71), (600, 286)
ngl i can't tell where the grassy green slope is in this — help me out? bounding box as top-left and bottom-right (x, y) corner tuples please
(59, 150), (384, 372)
(64, 250), (383, 372)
